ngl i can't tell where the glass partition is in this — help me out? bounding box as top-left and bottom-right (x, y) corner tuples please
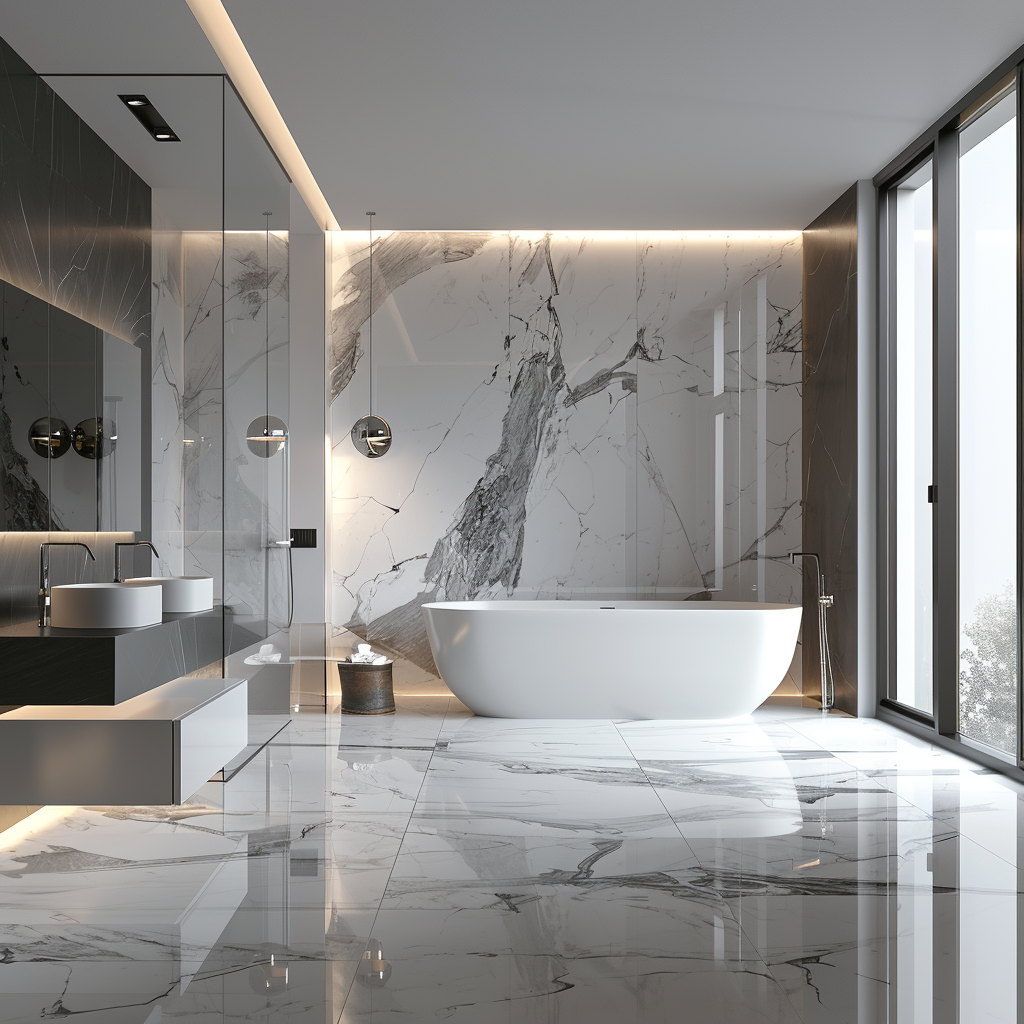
(222, 85), (291, 655)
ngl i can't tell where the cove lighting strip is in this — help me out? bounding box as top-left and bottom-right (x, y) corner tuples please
(185, 0), (341, 232)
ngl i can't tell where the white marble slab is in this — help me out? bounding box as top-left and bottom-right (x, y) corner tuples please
(327, 232), (804, 689)
(3, 701), (1024, 1022)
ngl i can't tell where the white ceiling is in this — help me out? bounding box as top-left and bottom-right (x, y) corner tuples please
(4, 0), (1024, 229)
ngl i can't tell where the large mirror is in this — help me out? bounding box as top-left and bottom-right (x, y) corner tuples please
(0, 279), (145, 532)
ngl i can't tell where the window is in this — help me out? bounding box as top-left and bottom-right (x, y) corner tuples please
(891, 160), (934, 715)
(957, 88), (1018, 756)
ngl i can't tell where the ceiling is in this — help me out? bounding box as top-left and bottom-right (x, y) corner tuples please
(4, 0), (1024, 229)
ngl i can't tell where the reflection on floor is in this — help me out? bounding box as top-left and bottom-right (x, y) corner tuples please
(0, 692), (1021, 1022)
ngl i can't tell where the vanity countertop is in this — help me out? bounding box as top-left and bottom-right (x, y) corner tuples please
(0, 607), (223, 705)
(0, 605), (220, 638)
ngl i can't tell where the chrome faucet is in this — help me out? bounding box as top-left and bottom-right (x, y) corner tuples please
(39, 542), (96, 627)
(114, 541), (161, 583)
(790, 551), (835, 712)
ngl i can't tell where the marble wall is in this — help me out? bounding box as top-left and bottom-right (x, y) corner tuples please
(329, 231), (803, 686)
(224, 230), (290, 648)
(151, 228), (290, 650)
(0, 36), (150, 345)
(0, 33), (151, 626)
(803, 186), (860, 716)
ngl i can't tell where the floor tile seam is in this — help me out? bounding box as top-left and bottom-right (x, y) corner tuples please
(822, 749), (1014, 848)
(609, 720), (736, 887)
(614, 717), (851, 988)
(334, 696), (452, 1022)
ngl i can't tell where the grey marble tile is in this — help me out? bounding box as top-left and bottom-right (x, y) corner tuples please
(3, 705), (1024, 1021)
(409, 751), (679, 841)
(339, 949), (801, 1024)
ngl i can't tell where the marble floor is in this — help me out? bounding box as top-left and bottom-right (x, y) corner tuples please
(0, 691), (1022, 1022)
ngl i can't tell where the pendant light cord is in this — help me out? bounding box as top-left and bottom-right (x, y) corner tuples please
(264, 212), (271, 431)
(367, 211), (375, 417)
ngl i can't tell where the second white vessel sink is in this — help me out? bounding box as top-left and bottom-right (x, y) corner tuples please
(125, 576), (214, 613)
(50, 583), (163, 630)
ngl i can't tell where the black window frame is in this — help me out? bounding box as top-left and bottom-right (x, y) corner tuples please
(875, 58), (1024, 780)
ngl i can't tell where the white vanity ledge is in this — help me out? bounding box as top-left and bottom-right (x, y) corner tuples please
(0, 677), (248, 806)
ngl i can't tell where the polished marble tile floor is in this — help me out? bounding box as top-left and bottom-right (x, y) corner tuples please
(0, 695), (1022, 1022)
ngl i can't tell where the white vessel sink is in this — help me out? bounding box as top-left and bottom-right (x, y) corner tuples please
(50, 582), (163, 629)
(124, 575), (214, 613)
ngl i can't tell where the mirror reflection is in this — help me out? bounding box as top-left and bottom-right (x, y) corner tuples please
(0, 280), (144, 532)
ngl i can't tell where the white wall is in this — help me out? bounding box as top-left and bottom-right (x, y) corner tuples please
(287, 189), (328, 623)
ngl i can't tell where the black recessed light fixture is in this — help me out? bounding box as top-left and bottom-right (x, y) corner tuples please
(118, 94), (179, 142)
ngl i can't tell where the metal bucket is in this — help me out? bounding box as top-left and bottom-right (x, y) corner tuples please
(337, 661), (396, 715)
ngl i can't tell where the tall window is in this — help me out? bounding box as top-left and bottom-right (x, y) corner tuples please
(957, 88), (1018, 756)
(892, 161), (934, 715)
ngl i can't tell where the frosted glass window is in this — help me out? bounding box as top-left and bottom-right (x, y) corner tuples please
(957, 90), (1018, 756)
(893, 161), (934, 715)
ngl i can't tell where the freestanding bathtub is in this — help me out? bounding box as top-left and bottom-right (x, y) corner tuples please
(422, 600), (802, 719)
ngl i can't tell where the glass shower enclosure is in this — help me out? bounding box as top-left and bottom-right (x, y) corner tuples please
(41, 72), (292, 671)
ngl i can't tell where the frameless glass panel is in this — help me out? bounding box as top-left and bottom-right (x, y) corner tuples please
(957, 90), (1018, 756)
(893, 160), (934, 715)
(222, 85), (291, 654)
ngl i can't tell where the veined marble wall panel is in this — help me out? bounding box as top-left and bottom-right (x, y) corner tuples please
(0, 35), (151, 349)
(803, 187), (859, 715)
(329, 231), (803, 681)
(330, 232), (510, 669)
(181, 232), (224, 599)
(223, 231), (289, 644)
(0, 34), (152, 624)
(151, 209), (186, 577)
(635, 235), (802, 606)
(510, 233), (638, 597)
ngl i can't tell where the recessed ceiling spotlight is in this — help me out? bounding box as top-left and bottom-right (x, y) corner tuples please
(118, 93), (180, 142)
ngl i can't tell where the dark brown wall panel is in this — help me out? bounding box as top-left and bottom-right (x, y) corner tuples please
(802, 184), (859, 716)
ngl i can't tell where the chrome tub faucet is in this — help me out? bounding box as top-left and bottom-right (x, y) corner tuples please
(790, 551), (835, 712)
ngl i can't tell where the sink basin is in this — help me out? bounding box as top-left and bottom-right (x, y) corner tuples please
(124, 576), (214, 613)
(50, 583), (163, 629)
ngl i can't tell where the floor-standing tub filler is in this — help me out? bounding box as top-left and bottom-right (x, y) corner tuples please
(422, 600), (802, 719)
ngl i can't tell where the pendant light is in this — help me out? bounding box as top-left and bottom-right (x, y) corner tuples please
(350, 212), (392, 458)
(247, 212), (288, 458)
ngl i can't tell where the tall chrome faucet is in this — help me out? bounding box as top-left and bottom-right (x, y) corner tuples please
(113, 540), (161, 583)
(790, 551), (835, 712)
(38, 542), (96, 627)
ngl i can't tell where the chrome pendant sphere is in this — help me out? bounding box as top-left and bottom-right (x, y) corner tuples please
(246, 414), (288, 458)
(351, 414), (392, 458)
(72, 417), (116, 459)
(27, 417), (71, 458)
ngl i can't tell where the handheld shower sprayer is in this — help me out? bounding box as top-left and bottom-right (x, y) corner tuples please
(790, 552), (835, 712)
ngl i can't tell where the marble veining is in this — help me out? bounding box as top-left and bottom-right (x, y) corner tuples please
(148, 226), (290, 646)
(329, 231), (804, 687)
(803, 186), (860, 714)
(2, 695), (1023, 1022)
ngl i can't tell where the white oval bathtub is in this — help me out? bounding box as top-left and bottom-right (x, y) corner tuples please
(422, 600), (802, 719)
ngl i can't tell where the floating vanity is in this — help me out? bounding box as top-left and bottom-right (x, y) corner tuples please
(0, 606), (223, 705)
(0, 677), (248, 805)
